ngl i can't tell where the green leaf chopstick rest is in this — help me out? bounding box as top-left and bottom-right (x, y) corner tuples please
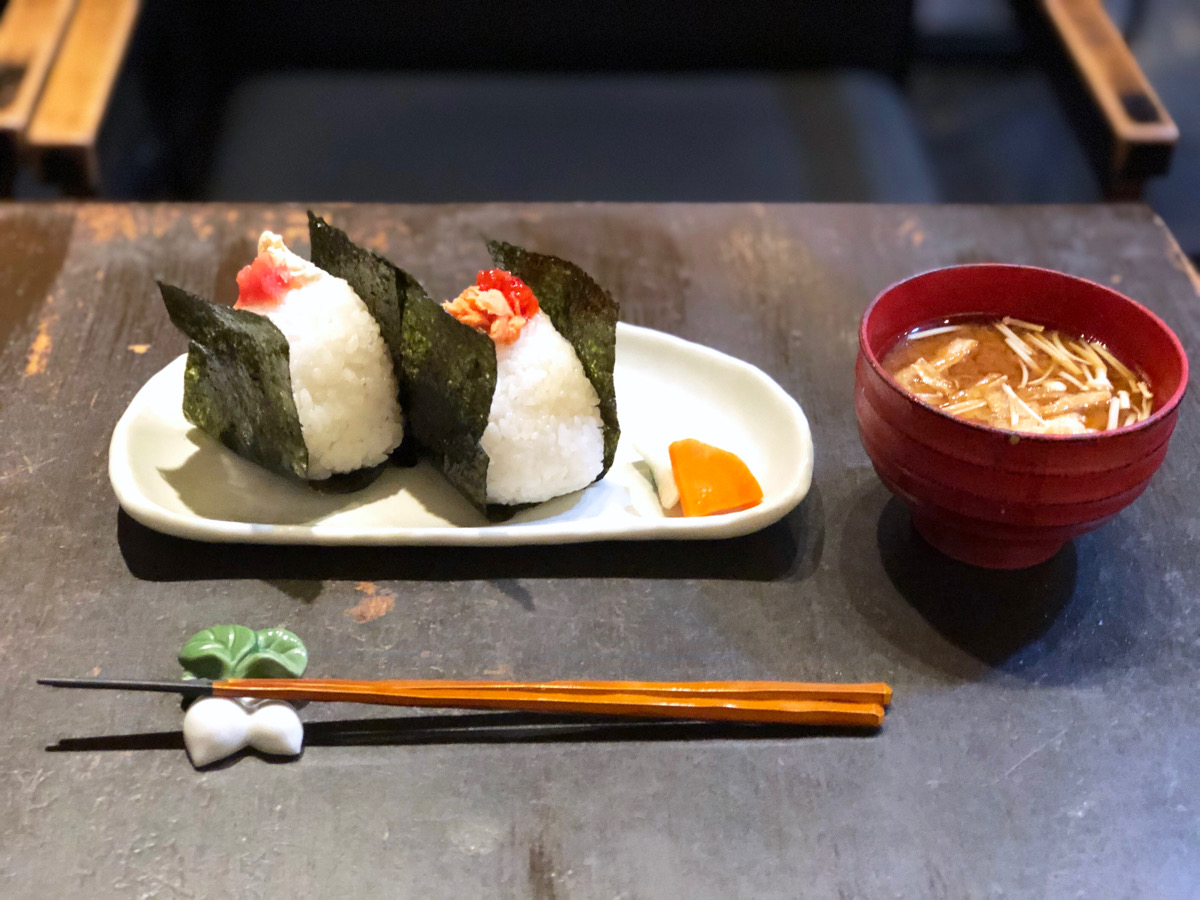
(179, 625), (308, 680)
(179, 625), (308, 768)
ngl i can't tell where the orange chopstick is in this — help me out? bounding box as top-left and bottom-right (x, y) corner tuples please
(216, 679), (891, 728)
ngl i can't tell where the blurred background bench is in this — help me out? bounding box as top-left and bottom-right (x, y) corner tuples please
(0, 0), (1195, 256)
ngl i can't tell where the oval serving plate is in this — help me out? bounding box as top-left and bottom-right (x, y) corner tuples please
(109, 323), (814, 545)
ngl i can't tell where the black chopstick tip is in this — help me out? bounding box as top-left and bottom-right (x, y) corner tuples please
(38, 677), (83, 688)
(36, 677), (214, 697)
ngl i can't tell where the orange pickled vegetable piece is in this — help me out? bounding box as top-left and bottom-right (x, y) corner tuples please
(669, 439), (763, 517)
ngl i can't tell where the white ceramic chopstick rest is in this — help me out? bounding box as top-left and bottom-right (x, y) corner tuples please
(183, 697), (303, 767)
(245, 700), (305, 756)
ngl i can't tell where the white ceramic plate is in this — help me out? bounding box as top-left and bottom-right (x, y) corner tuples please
(109, 323), (813, 544)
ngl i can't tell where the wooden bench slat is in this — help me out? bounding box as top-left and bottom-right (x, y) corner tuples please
(0, 0), (77, 130)
(0, 0), (77, 191)
(25, 0), (139, 193)
(1042, 0), (1178, 190)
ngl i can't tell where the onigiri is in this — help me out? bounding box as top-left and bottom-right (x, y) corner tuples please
(443, 269), (604, 504)
(233, 232), (404, 480)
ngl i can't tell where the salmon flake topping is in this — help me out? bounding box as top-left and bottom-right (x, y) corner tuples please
(442, 269), (540, 344)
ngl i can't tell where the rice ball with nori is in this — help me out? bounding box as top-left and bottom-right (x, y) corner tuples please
(443, 270), (604, 504)
(397, 242), (619, 517)
(232, 232), (404, 479)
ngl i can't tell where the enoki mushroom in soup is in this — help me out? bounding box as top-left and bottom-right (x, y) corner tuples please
(881, 316), (1153, 434)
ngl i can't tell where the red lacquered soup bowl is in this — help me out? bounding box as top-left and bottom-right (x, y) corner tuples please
(855, 264), (1188, 569)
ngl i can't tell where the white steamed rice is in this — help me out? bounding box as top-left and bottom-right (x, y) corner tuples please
(260, 247), (403, 480)
(481, 312), (604, 504)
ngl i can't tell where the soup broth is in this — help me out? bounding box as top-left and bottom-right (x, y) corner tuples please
(881, 316), (1153, 434)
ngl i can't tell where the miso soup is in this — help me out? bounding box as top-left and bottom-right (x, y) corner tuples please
(881, 316), (1152, 434)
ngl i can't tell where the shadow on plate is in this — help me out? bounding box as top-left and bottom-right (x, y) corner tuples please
(156, 430), (652, 530)
(46, 707), (876, 760)
(117, 484), (824, 584)
(156, 430), (490, 527)
(842, 483), (1154, 685)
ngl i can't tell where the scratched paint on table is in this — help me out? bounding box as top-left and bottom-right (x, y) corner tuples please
(346, 582), (396, 623)
(23, 305), (56, 376)
(0, 209), (73, 367)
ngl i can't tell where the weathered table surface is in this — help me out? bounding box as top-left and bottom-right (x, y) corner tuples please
(1, 203), (1198, 898)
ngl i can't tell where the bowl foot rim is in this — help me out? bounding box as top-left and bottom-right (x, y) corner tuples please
(909, 508), (1068, 570)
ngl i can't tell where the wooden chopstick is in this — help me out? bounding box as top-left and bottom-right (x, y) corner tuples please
(217, 679), (890, 727)
(222, 679), (892, 706)
(38, 677), (892, 728)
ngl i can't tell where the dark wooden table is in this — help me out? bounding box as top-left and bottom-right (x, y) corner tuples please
(2, 203), (1198, 898)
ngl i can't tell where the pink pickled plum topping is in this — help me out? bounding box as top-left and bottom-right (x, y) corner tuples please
(234, 255), (296, 310)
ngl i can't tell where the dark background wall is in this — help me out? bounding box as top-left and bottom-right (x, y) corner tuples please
(15, 0), (1200, 256)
